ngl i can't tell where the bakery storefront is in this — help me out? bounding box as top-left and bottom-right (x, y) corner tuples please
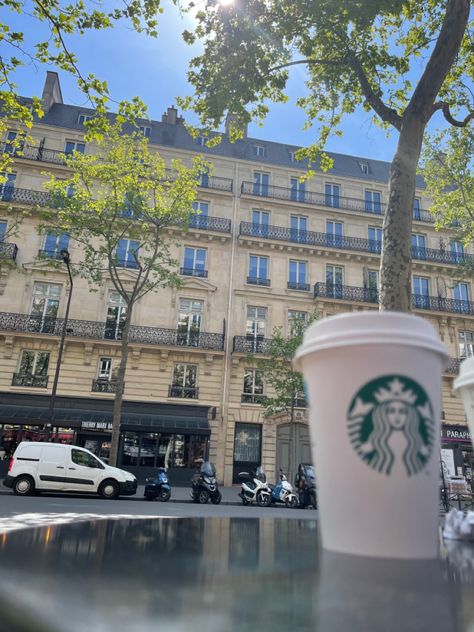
(0, 392), (211, 483)
(441, 424), (473, 485)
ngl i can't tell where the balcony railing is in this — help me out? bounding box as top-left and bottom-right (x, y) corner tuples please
(0, 241), (18, 261)
(0, 313), (225, 351)
(92, 379), (120, 393)
(189, 214), (232, 233)
(241, 393), (267, 404)
(247, 276), (271, 286)
(1, 142), (69, 166)
(313, 282), (474, 316)
(445, 358), (461, 375)
(180, 267), (208, 278)
(287, 281), (310, 291)
(240, 222), (473, 266)
(38, 249), (63, 260)
(0, 186), (51, 207)
(116, 259), (140, 270)
(233, 336), (270, 354)
(168, 385), (199, 399)
(241, 181), (435, 224)
(199, 176), (233, 192)
(12, 373), (48, 388)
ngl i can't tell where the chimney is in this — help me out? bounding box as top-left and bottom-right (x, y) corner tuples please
(41, 71), (63, 113)
(161, 106), (184, 125)
(225, 113), (247, 139)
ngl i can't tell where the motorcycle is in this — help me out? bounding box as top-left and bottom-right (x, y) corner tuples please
(144, 467), (171, 502)
(270, 470), (299, 508)
(190, 461), (222, 504)
(295, 463), (317, 509)
(238, 466), (272, 507)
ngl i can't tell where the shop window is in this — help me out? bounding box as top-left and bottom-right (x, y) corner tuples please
(120, 432), (208, 468)
(122, 432), (140, 466)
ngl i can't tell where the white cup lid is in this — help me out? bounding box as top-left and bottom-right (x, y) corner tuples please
(294, 311), (448, 370)
(453, 356), (474, 392)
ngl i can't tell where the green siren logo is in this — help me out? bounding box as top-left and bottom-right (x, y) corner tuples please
(347, 375), (435, 476)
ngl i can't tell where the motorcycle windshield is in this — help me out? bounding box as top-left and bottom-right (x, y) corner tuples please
(201, 462), (216, 477)
(256, 466), (266, 483)
(305, 465), (316, 483)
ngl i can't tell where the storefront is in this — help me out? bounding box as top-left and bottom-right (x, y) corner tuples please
(441, 424), (473, 487)
(0, 392), (211, 483)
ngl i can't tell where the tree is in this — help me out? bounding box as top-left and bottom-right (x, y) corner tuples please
(179, 0), (474, 311)
(247, 312), (318, 478)
(41, 121), (204, 466)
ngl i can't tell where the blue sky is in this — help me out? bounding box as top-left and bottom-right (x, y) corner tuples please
(9, 1), (405, 161)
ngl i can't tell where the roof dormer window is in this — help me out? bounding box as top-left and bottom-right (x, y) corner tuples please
(253, 144), (266, 158)
(139, 125), (151, 138)
(288, 150), (297, 162)
(196, 136), (207, 147)
(77, 113), (92, 125)
(359, 161), (369, 174)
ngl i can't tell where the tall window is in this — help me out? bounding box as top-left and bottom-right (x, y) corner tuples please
(325, 183), (340, 208)
(366, 269), (379, 302)
(326, 220), (343, 247)
(246, 306), (267, 351)
(30, 283), (61, 333)
(170, 364), (198, 398)
(288, 310), (307, 335)
(290, 215), (308, 243)
(365, 190), (382, 214)
(251, 209), (270, 237)
(450, 239), (464, 263)
(326, 264), (343, 298)
(368, 226), (382, 253)
(288, 260), (308, 290)
(0, 173), (16, 201)
(199, 168), (209, 188)
(177, 298), (203, 346)
(413, 197), (421, 220)
(116, 239), (139, 269)
(242, 369), (264, 403)
(413, 276), (430, 309)
(105, 291), (127, 340)
(14, 350), (50, 388)
(5, 130), (24, 154)
(182, 247), (207, 277)
(64, 140), (85, 156)
(453, 283), (470, 313)
(248, 255), (269, 285)
(290, 177), (306, 202)
(43, 232), (69, 258)
(190, 201), (209, 229)
(459, 331), (474, 358)
(0, 221), (7, 241)
(411, 234), (426, 259)
(253, 172), (269, 196)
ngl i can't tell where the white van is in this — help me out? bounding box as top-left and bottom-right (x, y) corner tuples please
(3, 442), (137, 499)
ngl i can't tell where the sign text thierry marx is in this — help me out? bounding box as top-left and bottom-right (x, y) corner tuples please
(81, 421), (113, 431)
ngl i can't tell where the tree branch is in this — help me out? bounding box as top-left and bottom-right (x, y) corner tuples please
(268, 58), (346, 74)
(431, 101), (474, 127)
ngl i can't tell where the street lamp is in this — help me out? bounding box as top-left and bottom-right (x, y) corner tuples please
(45, 249), (73, 439)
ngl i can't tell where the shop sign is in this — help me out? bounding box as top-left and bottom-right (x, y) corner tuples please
(81, 421), (113, 431)
(441, 425), (472, 443)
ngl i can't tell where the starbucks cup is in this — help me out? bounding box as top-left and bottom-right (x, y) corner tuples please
(453, 356), (474, 439)
(294, 312), (448, 559)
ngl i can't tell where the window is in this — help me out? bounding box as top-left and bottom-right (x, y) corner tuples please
(42, 232), (69, 258)
(288, 310), (307, 335)
(459, 331), (474, 358)
(411, 234), (426, 259)
(325, 183), (340, 208)
(453, 283), (470, 313)
(71, 449), (102, 468)
(30, 282), (61, 333)
(0, 221), (7, 241)
(190, 201), (209, 229)
(326, 220), (343, 247)
(253, 144), (266, 158)
(192, 201), (209, 216)
(365, 190), (382, 214)
(5, 130), (24, 154)
(196, 136), (207, 147)
(253, 171), (269, 196)
(413, 197), (421, 220)
(450, 239), (464, 263)
(290, 215), (308, 243)
(242, 369), (264, 403)
(121, 432), (207, 469)
(288, 260), (308, 291)
(139, 125), (151, 138)
(246, 306), (267, 351)
(97, 357), (116, 381)
(13, 350), (50, 387)
(233, 423), (262, 463)
(290, 177), (306, 202)
(248, 255), (269, 285)
(116, 239), (139, 269)
(413, 276), (430, 309)
(64, 141), (85, 156)
(288, 150), (297, 163)
(177, 298), (203, 346)
(105, 291), (127, 340)
(359, 162), (369, 174)
(368, 226), (382, 253)
(199, 168), (209, 188)
(182, 247), (207, 277)
(365, 269), (379, 302)
(0, 173), (16, 201)
(77, 113), (92, 125)
(170, 364), (198, 398)
(326, 264), (344, 298)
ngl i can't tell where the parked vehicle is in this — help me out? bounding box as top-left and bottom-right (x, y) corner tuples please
(295, 463), (317, 509)
(190, 461), (222, 504)
(3, 442), (137, 499)
(238, 466), (272, 507)
(144, 467), (171, 502)
(270, 470), (299, 508)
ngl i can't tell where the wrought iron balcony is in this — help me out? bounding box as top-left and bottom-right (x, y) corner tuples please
(0, 241), (18, 261)
(180, 267), (208, 278)
(241, 393), (267, 404)
(240, 222), (473, 266)
(168, 385), (199, 399)
(199, 175), (233, 192)
(445, 358), (461, 375)
(189, 214), (232, 233)
(92, 379), (120, 393)
(0, 186), (51, 207)
(247, 276), (271, 286)
(38, 249), (63, 260)
(1, 142), (68, 166)
(313, 282), (474, 316)
(0, 312), (225, 351)
(12, 373), (48, 388)
(233, 336), (270, 354)
(241, 181), (435, 223)
(288, 281), (310, 292)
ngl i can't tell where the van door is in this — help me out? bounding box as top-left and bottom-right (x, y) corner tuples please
(37, 445), (68, 490)
(64, 447), (102, 492)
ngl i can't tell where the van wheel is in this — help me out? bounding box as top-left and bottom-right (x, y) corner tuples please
(99, 479), (119, 500)
(13, 475), (35, 496)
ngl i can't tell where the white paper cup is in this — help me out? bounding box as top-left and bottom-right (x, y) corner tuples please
(453, 357), (474, 439)
(294, 311), (448, 559)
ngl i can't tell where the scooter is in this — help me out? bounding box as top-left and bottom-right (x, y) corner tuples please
(144, 467), (171, 501)
(295, 463), (317, 509)
(238, 466), (272, 507)
(270, 470), (299, 508)
(190, 461), (222, 504)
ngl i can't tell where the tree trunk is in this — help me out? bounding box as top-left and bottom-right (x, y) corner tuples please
(379, 117), (425, 311)
(109, 305), (133, 467)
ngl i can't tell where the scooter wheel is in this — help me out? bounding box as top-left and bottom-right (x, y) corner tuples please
(285, 496), (298, 509)
(159, 490), (171, 502)
(240, 495), (250, 506)
(257, 492), (271, 507)
(211, 491), (222, 505)
(198, 489), (209, 504)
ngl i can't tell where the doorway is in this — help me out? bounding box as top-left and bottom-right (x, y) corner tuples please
(276, 423), (311, 482)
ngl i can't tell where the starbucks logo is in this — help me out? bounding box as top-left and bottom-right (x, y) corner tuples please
(347, 375), (435, 476)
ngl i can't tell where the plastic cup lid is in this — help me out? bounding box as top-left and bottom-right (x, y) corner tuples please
(453, 356), (474, 392)
(294, 311), (448, 370)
